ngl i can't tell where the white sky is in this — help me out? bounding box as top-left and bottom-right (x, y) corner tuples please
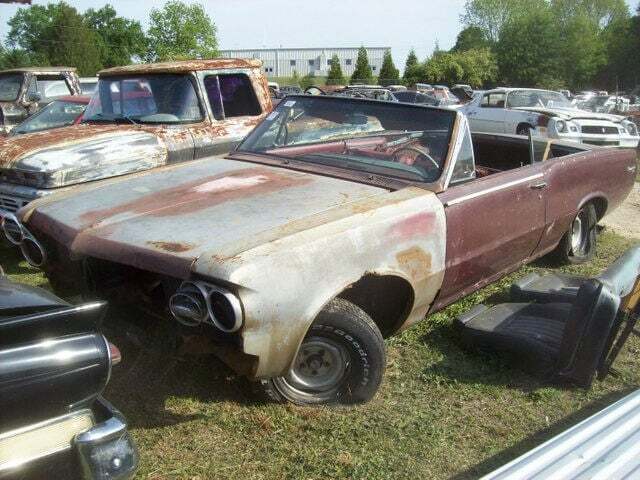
(1, 0), (639, 70)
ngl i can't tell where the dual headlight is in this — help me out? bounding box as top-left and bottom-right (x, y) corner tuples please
(554, 119), (579, 134)
(623, 121), (638, 136)
(169, 281), (243, 333)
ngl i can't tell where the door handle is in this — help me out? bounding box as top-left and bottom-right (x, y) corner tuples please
(530, 182), (547, 190)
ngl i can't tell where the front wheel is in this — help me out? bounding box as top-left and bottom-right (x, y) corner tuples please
(551, 203), (597, 264)
(259, 298), (385, 405)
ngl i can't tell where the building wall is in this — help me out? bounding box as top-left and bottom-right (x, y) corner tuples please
(219, 47), (389, 78)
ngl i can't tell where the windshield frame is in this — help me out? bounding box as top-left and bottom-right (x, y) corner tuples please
(232, 95), (464, 192)
(11, 99), (86, 135)
(506, 89), (574, 109)
(0, 73), (26, 102)
(82, 72), (205, 125)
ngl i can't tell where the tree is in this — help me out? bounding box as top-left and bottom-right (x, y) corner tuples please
(147, 1), (218, 61)
(299, 73), (317, 90)
(350, 46), (373, 84)
(84, 5), (147, 68)
(461, 0), (545, 43)
(402, 49), (423, 85)
(562, 14), (607, 89)
(452, 26), (490, 51)
(291, 70), (300, 85)
(47, 3), (103, 75)
(378, 50), (399, 86)
(326, 55), (345, 85)
(425, 52), (464, 85)
(550, 0), (629, 27)
(496, 7), (565, 88)
(457, 48), (498, 87)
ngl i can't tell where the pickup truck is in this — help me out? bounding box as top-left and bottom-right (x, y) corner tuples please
(0, 67), (81, 135)
(0, 59), (271, 213)
(4, 96), (635, 406)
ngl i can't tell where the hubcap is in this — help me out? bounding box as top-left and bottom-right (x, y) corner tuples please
(284, 338), (349, 393)
(571, 216), (584, 253)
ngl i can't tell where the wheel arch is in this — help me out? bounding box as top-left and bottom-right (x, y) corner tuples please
(579, 193), (608, 220)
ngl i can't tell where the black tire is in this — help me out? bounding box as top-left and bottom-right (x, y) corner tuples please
(516, 124), (532, 136)
(259, 298), (385, 406)
(551, 203), (597, 264)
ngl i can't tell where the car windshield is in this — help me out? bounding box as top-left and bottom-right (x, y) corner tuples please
(83, 74), (203, 124)
(507, 90), (573, 109)
(238, 96), (457, 183)
(11, 100), (87, 135)
(0, 73), (24, 102)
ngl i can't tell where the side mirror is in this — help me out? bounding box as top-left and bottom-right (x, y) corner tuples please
(27, 92), (42, 103)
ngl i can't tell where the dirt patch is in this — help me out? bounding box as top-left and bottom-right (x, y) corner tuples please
(601, 182), (640, 239)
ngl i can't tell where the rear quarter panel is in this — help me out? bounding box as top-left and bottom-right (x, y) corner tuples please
(538, 147), (637, 252)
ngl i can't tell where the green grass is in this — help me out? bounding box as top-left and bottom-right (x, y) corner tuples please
(2, 232), (640, 479)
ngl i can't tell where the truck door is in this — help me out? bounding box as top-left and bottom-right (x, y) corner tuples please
(195, 71), (266, 158)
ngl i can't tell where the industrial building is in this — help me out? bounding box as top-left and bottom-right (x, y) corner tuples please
(219, 47), (390, 78)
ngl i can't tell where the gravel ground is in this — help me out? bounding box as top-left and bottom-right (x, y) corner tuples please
(601, 181), (640, 239)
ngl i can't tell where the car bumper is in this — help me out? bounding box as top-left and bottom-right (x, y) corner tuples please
(543, 131), (640, 148)
(0, 398), (138, 480)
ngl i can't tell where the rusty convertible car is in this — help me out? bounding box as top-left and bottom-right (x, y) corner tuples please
(3, 96), (636, 405)
(0, 59), (271, 213)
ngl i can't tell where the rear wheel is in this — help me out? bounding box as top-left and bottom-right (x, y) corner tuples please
(259, 298), (385, 405)
(552, 203), (597, 264)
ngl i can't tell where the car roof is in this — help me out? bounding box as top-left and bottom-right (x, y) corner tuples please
(484, 87), (561, 94)
(99, 58), (263, 76)
(0, 67), (76, 74)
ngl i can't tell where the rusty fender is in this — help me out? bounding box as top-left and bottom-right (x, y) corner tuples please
(193, 186), (447, 378)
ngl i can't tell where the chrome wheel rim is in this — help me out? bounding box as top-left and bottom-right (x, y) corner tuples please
(283, 338), (349, 394)
(571, 216), (584, 253)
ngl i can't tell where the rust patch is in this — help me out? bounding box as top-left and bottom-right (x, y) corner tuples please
(99, 58), (263, 76)
(390, 212), (435, 239)
(78, 167), (313, 228)
(147, 241), (195, 253)
(396, 247), (432, 281)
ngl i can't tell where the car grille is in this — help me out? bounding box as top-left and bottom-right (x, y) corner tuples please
(0, 195), (29, 213)
(581, 125), (619, 135)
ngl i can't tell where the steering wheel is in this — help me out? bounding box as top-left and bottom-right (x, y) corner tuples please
(393, 146), (440, 171)
(304, 86), (326, 96)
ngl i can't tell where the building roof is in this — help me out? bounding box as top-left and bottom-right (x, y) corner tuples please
(220, 47), (390, 52)
(0, 67), (76, 74)
(99, 58), (262, 76)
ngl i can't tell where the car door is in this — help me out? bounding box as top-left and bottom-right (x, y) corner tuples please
(467, 92), (508, 133)
(433, 159), (548, 310)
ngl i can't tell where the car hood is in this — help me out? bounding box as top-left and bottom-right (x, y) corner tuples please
(512, 106), (625, 122)
(0, 124), (169, 187)
(24, 157), (388, 278)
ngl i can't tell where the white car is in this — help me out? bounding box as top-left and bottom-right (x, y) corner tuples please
(462, 88), (640, 148)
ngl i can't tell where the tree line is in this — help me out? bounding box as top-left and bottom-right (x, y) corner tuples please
(0, 0), (218, 75)
(1, 0), (638, 91)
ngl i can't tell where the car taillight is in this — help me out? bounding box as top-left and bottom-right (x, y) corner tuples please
(108, 342), (122, 366)
(537, 115), (550, 127)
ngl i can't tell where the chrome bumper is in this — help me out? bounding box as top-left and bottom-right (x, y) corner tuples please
(0, 398), (138, 480)
(75, 398), (138, 480)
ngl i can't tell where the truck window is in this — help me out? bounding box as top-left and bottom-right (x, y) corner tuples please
(30, 75), (72, 99)
(204, 74), (262, 120)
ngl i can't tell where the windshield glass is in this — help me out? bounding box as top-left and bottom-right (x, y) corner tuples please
(507, 90), (573, 109)
(0, 73), (24, 102)
(83, 74), (203, 124)
(238, 96), (457, 183)
(11, 100), (86, 135)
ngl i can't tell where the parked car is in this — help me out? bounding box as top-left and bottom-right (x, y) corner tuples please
(7, 95), (90, 136)
(4, 95), (636, 406)
(0, 67), (81, 135)
(393, 90), (439, 106)
(462, 88), (639, 147)
(0, 271), (137, 479)
(0, 58), (272, 213)
(576, 94), (630, 114)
